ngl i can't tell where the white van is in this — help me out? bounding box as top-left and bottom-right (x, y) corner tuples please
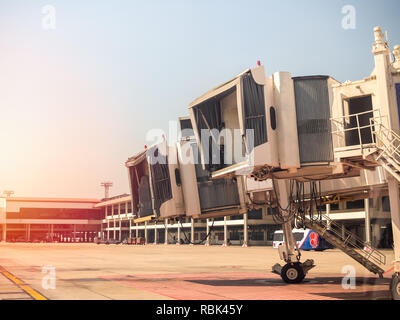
(272, 229), (308, 249)
(273, 228), (334, 251)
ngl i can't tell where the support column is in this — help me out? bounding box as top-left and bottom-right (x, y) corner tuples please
(50, 224), (54, 241)
(276, 179), (297, 262)
(118, 203), (121, 241)
(144, 222), (148, 244)
(136, 223), (139, 238)
(164, 218), (168, 245)
(129, 219), (132, 238)
(223, 216), (228, 247)
(388, 177), (400, 273)
(190, 218), (194, 245)
(27, 224), (30, 242)
(100, 222), (104, 240)
(326, 204), (331, 230)
(104, 206), (108, 240)
(154, 221), (158, 244)
(177, 222), (181, 245)
(2, 224), (6, 242)
(364, 198), (371, 246)
(73, 224), (76, 242)
(113, 219), (116, 240)
(107, 220), (110, 240)
(243, 213), (248, 247)
(205, 219), (210, 246)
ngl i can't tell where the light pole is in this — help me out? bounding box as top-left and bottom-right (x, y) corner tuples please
(3, 190), (14, 198)
(100, 182), (113, 199)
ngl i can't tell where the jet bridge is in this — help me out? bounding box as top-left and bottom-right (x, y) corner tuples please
(125, 140), (185, 222)
(186, 26), (400, 299)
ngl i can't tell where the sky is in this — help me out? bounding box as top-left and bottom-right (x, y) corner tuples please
(0, 0), (399, 199)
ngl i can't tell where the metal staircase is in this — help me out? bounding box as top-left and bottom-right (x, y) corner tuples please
(301, 214), (387, 277)
(370, 118), (400, 182)
(331, 110), (400, 182)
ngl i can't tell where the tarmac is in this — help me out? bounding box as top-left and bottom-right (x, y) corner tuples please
(0, 242), (395, 300)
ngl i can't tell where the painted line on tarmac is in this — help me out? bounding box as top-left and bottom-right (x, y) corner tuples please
(383, 267), (394, 275)
(0, 267), (47, 300)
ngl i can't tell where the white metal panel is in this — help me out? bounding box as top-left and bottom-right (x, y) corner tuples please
(273, 72), (300, 169)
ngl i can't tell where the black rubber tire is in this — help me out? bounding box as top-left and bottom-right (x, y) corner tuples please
(390, 273), (400, 300)
(281, 263), (305, 284)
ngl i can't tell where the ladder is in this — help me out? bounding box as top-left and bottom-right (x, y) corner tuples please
(300, 214), (386, 277)
(370, 119), (400, 183)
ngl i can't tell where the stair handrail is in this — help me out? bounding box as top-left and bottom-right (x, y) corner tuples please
(370, 118), (400, 165)
(302, 213), (387, 266)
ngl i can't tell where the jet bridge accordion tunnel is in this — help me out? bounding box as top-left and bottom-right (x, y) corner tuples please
(188, 65), (340, 181)
(177, 119), (243, 219)
(188, 66), (280, 179)
(126, 140), (185, 221)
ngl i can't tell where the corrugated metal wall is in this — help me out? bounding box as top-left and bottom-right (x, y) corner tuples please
(293, 77), (334, 163)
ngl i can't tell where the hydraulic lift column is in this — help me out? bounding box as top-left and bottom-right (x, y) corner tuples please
(273, 179), (315, 283)
(276, 179), (297, 262)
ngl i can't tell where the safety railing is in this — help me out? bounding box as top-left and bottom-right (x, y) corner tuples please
(330, 109), (385, 152)
(304, 213), (386, 266)
(370, 118), (400, 166)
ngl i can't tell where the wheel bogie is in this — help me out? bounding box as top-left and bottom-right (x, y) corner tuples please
(390, 273), (400, 300)
(281, 263), (305, 284)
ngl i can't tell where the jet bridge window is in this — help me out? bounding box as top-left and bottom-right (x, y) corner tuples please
(344, 95), (373, 146)
(148, 148), (172, 214)
(192, 72), (267, 171)
(193, 89), (232, 171)
(241, 72), (268, 149)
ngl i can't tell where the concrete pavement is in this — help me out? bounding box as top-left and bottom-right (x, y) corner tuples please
(0, 243), (395, 300)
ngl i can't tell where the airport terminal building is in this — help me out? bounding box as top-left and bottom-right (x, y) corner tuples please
(0, 197), (102, 242)
(0, 193), (392, 248)
(95, 194), (393, 248)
